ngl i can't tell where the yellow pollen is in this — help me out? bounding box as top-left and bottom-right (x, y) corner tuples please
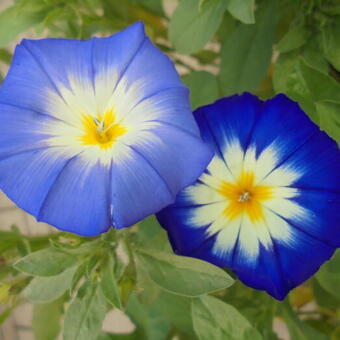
(80, 110), (127, 149)
(217, 171), (274, 222)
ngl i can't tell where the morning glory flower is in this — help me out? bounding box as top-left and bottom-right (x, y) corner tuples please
(0, 22), (212, 236)
(157, 93), (340, 300)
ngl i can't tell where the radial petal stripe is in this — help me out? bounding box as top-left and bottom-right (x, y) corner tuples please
(0, 22), (213, 235)
(157, 93), (340, 300)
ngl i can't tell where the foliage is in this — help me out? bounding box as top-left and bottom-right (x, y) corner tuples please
(0, 0), (339, 339)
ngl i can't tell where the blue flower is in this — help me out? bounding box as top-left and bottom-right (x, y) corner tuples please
(157, 93), (340, 300)
(0, 22), (212, 236)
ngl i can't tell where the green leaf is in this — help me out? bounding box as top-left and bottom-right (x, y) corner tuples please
(136, 215), (170, 251)
(101, 253), (122, 309)
(277, 23), (310, 53)
(136, 248), (234, 297)
(24, 266), (77, 302)
(316, 249), (340, 299)
(32, 299), (63, 340)
(137, 0), (164, 16)
(322, 19), (340, 71)
(156, 291), (195, 335)
(126, 294), (170, 340)
(182, 71), (219, 109)
(63, 283), (107, 340)
(280, 302), (328, 340)
(14, 247), (79, 277)
(313, 279), (340, 309)
(316, 101), (340, 144)
(0, 5), (47, 47)
(272, 53), (318, 122)
(299, 59), (340, 103)
(97, 332), (140, 340)
(169, 0), (228, 54)
(192, 295), (263, 340)
(220, 0), (278, 95)
(226, 0), (255, 24)
(135, 255), (161, 305)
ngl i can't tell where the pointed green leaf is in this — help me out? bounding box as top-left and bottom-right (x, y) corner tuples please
(316, 250), (340, 299)
(299, 59), (340, 103)
(63, 283), (107, 340)
(277, 23), (310, 53)
(182, 71), (219, 109)
(227, 0), (255, 24)
(136, 248), (234, 297)
(169, 0), (228, 54)
(32, 299), (63, 340)
(156, 291), (195, 335)
(322, 20), (340, 71)
(24, 266), (77, 302)
(316, 101), (340, 144)
(220, 0), (278, 95)
(192, 295), (262, 340)
(126, 294), (170, 340)
(14, 247), (79, 277)
(0, 5), (47, 47)
(101, 253), (122, 309)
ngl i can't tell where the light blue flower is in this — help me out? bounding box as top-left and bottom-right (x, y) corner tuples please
(0, 22), (212, 236)
(158, 93), (340, 300)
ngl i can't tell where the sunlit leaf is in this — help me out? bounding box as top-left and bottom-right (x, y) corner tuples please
(63, 283), (107, 340)
(32, 299), (63, 340)
(0, 5), (47, 47)
(136, 248), (234, 297)
(24, 266), (77, 302)
(192, 295), (263, 340)
(14, 247), (79, 277)
(169, 0), (227, 54)
(101, 252), (122, 309)
(226, 0), (255, 24)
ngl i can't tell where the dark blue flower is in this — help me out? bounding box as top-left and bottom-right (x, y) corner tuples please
(157, 93), (340, 300)
(0, 22), (212, 236)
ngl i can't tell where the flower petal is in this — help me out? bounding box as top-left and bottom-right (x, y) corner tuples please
(157, 93), (340, 300)
(0, 22), (212, 236)
(38, 153), (111, 236)
(111, 144), (173, 228)
(121, 124), (213, 197)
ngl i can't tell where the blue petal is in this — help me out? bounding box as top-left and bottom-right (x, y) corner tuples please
(157, 93), (340, 300)
(118, 36), (184, 102)
(38, 154), (111, 236)
(194, 93), (262, 153)
(250, 94), (319, 161)
(124, 124), (213, 197)
(283, 130), (340, 191)
(157, 206), (212, 254)
(287, 190), (340, 247)
(0, 22), (145, 120)
(0, 104), (54, 159)
(124, 87), (200, 136)
(0, 22), (211, 236)
(0, 148), (71, 218)
(111, 144), (173, 228)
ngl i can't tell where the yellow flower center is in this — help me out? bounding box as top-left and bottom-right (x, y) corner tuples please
(80, 110), (127, 149)
(218, 171), (274, 222)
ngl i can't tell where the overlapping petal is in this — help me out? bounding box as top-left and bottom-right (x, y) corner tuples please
(0, 22), (212, 235)
(157, 93), (340, 300)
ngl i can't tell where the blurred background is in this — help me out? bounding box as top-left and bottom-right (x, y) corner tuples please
(0, 0), (339, 339)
